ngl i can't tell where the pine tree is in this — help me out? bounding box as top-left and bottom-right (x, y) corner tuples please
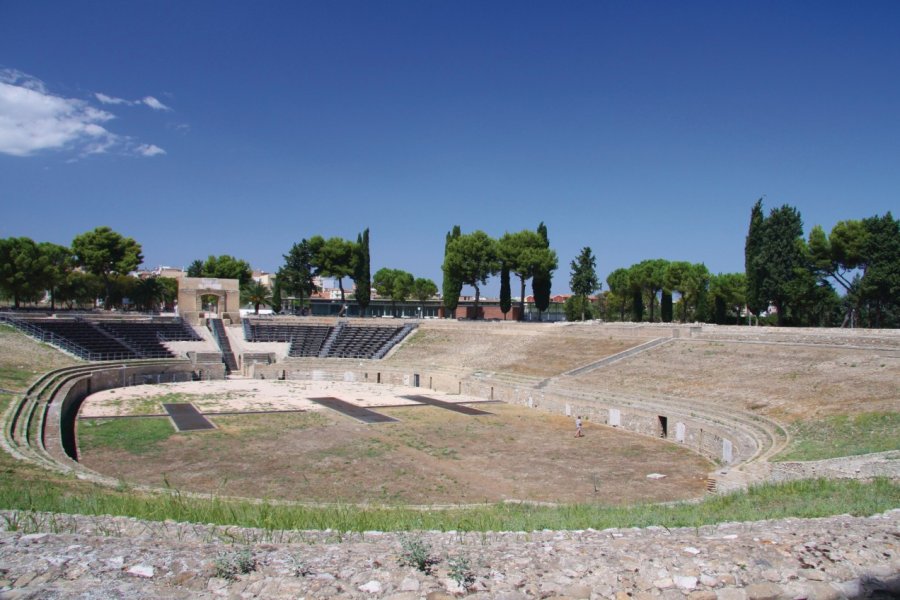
(442, 231), (499, 320)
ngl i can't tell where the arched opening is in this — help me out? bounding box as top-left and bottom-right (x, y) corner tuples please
(201, 293), (223, 315)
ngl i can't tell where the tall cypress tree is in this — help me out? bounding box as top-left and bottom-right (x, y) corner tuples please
(631, 288), (645, 322)
(661, 291), (673, 322)
(532, 222), (552, 320)
(354, 229), (371, 317)
(441, 225), (462, 317)
(745, 198), (766, 320)
(569, 246), (600, 321)
(759, 205), (805, 326)
(499, 262), (511, 319)
(270, 278), (282, 314)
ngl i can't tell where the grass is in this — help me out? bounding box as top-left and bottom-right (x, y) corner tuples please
(214, 411), (328, 438)
(78, 418), (175, 455)
(0, 366), (37, 391)
(775, 412), (900, 461)
(0, 325), (78, 391)
(1, 330), (898, 534)
(0, 468), (895, 533)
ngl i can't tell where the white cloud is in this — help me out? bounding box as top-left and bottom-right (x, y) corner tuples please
(136, 143), (166, 157)
(141, 96), (170, 111)
(95, 92), (130, 105)
(0, 71), (118, 157)
(0, 69), (171, 159)
(97, 92), (174, 113)
(0, 68), (48, 93)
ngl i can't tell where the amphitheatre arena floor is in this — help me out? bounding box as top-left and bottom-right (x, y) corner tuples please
(77, 379), (712, 505)
(74, 321), (900, 504)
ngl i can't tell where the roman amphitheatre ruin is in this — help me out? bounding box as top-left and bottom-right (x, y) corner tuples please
(0, 310), (898, 598)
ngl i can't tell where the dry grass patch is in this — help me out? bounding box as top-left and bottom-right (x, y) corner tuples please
(78, 403), (711, 505)
(571, 340), (899, 422)
(0, 325), (78, 391)
(389, 324), (642, 377)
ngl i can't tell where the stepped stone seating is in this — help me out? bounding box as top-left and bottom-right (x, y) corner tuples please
(288, 326), (333, 357)
(22, 317), (203, 361)
(23, 319), (138, 360)
(95, 319), (201, 359)
(325, 325), (403, 359)
(245, 320), (333, 357)
(244, 319), (415, 360)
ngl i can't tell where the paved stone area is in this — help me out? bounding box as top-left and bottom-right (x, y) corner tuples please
(1, 509), (897, 599)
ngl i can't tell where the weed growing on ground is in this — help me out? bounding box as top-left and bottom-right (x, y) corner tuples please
(214, 548), (256, 580)
(448, 553), (476, 589)
(398, 534), (438, 573)
(289, 553), (311, 577)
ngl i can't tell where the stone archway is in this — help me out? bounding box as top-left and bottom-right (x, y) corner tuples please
(177, 277), (241, 324)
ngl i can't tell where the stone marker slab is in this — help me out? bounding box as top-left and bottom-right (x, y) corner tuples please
(309, 397), (398, 424)
(163, 403), (215, 431)
(403, 395), (493, 416)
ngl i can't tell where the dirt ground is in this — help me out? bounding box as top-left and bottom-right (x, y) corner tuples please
(386, 322), (898, 423)
(387, 323), (645, 377)
(570, 339), (899, 422)
(78, 384), (711, 505)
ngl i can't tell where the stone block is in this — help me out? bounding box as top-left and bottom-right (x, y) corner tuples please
(744, 582), (783, 600)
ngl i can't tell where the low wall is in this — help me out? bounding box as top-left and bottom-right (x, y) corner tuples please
(769, 451), (900, 483)
(43, 362), (224, 463)
(250, 363), (749, 467)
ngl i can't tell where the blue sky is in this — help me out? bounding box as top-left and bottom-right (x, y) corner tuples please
(2, 1), (898, 296)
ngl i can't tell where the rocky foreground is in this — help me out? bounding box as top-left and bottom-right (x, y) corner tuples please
(1, 509), (898, 599)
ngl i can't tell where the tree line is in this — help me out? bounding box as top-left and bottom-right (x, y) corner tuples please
(0, 228), (273, 313)
(564, 249), (722, 324)
(441, 222), (558, 320)
(563, 202), (899, 328)
(745, 201), (899, 328)
(273, 231), (372, 315)
(0, 226), (174, 311)
(3, 203), (898, 327)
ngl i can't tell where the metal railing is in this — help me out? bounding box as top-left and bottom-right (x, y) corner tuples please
(0, 313), (174, 362)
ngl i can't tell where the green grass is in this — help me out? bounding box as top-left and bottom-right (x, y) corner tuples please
(78, 418), (175, 455)
(0, 366), (37, 391)
(0, 469), (895, 533)
(775, 412), (900, 461)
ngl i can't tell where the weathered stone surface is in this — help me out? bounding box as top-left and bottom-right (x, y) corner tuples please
(744, 582), (782, 600)
(0, 509), (895, 599)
